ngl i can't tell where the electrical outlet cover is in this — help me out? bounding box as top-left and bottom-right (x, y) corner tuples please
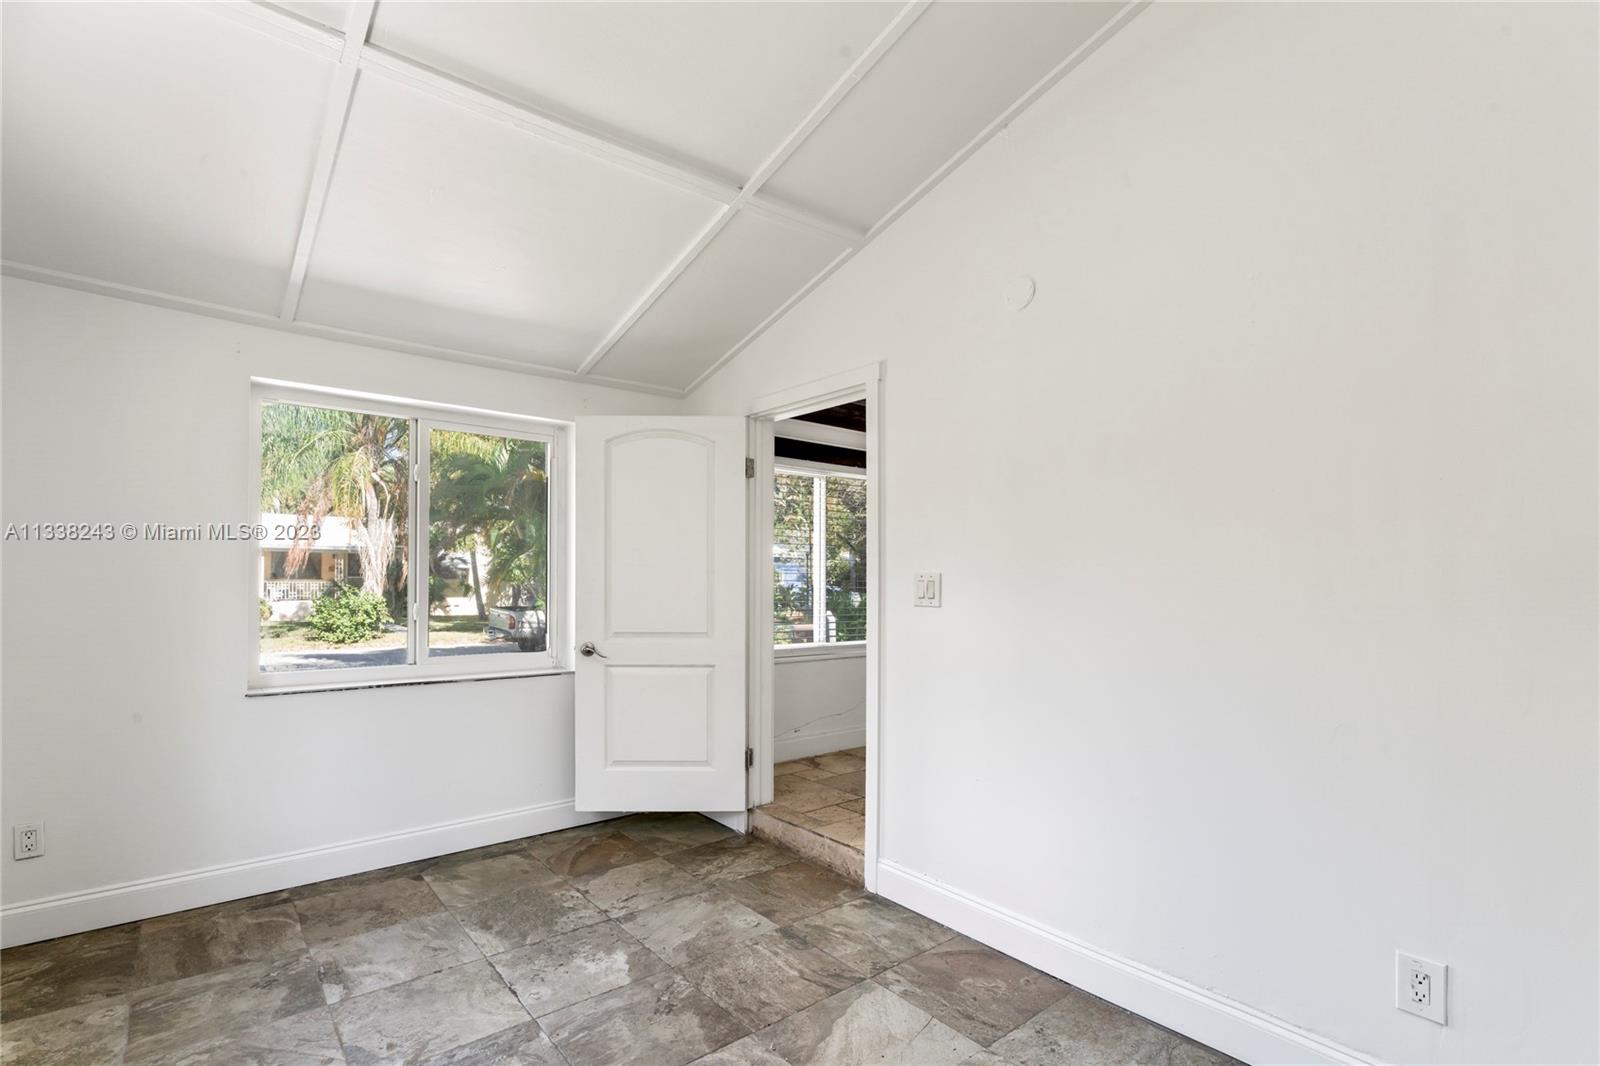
(1396, 951), (1446, 1025)
(13, 822), (44, 860)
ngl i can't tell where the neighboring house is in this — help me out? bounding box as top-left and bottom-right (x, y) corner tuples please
(258, 513), (362, 620)
(258, 513), (492, 622)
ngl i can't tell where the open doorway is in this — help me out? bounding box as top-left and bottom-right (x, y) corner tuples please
(748, 396), (873, 883)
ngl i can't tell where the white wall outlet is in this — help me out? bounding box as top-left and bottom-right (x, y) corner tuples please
(13, 822), (44, 860)
(1396, 951), (1446, 1025)
(914, 572), (942, 607)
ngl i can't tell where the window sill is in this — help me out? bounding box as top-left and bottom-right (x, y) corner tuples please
(245, 667), (573, 697)
(773, 642), (867, 663)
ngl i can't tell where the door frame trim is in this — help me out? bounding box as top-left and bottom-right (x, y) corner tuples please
(746, 362), (882, 890)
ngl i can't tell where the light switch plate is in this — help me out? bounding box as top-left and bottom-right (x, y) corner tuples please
(914, 572), (942, 607)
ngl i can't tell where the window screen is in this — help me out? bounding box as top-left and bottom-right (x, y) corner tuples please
(772, 473), (815, 644)
(773, 470), (866, 646)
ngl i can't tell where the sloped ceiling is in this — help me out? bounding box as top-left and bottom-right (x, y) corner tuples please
(1, 1), (1137, 395)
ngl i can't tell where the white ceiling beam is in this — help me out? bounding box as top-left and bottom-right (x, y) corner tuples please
(739, 2), (931, 202)
(683, 0), (1152, 396)
(354, 44), (866, 245)
(574, 206), (738, 376)
(235, 1), (865, 243)
(775, 419), (866, 450)
(574, 1), (929, 377)
(3, 260), (686, 398)
(356, 45), (735, 208)
(279, 0), (376, 321)
(194, 1), (341, 58)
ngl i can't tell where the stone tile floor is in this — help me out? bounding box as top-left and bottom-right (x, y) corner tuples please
(0, 812), (1237, 1066)
(759, 751), (869, 854)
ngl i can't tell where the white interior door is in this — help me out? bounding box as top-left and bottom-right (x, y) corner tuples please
(574, 416), (748, 813)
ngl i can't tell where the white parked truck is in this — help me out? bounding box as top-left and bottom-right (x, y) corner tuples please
(486, 606), (547, 652)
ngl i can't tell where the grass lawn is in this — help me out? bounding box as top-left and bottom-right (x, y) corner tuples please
(261, 615), (502, 652)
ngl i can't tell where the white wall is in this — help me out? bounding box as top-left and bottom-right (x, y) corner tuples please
(690, 4), (1599, 1063)
(0, 279), (676, 945)
(774, 650), (866, 761)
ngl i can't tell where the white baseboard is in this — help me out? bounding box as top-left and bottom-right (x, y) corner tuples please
(0, 800), (620, 948)
(875, 860), (1379, 1066)
(774, 725), (866, 762)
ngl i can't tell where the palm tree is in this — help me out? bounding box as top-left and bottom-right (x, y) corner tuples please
(429, 430), (548, 615)
(260, 403), (409, 602)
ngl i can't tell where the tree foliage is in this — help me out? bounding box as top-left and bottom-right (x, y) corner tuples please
(772, 474), (814, 644)
(428, 431), (548, 617)
(823, 476), (867, 642)
(771, 472), (868, 644)
(260, 403), (409, 608)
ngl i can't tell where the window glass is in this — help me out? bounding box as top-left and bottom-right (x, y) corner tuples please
(824, 476), (867, 642)
(773, 470), (866, 646)
(258, 402), (410, 673)
(773, 473), (816, 644)
(428, 429), (549, 657)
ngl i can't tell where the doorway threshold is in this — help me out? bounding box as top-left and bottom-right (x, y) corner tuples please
(751, 751), (865, 882)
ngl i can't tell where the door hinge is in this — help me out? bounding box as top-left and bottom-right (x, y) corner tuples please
(745, 747), (754, 770)
(745, 457), (756, 479)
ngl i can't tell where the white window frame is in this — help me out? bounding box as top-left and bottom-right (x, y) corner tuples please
(773, 460), (867, 658)
(248, 382), (568, 695)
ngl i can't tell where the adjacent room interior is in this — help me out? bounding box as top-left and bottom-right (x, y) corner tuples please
(1, 3), (1596, 1066)
(751, 400), (872, 880)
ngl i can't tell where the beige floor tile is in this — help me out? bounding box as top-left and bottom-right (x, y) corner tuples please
(617, 891), (776, 968)
(772, 776), (855, 813)
(451, 881), (607, 956)
(809, 753), (866, 776)
(422, 1020), (568, 1065)
(806, 804), (861, 826)
(423, 851), (562, 910)
(538, 970), (747, 1066)
(755, 981), (983, 1066)
(717, 861), (863, 925)
(789, 897), (954, 977)
(875, 937), (1068, 1046)
(989, 986), (1239, 1065)
(293, 874), (444, 945)
(2, 819), (1213, 1066)
(135, 900), (307, 986)
(537, 832), (659, 880)
(686, 1035), (789, 1065)
(0, 924), (139, 1023)
(521, 821), (629, 866)
(124, 955), (325, 1064)
(663, 837), (795, 882)
(573, 857), (706, 918)
(331, 960), (528, 1064)
(0, 997), (129, 1066)
(489, 922), (666, 1017)
(678, 928), (858, 1030)
(816, 770), (866, 797)
(613, 813), (737, 855)
(774, 758), (840, 782)
(310, 910), (482, 1004)
(815, 818), (866, 849)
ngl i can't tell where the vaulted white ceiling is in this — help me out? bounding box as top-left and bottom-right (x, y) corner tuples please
(1, 1), (1136, 395)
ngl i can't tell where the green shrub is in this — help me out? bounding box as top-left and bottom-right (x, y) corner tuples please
(259, 597), (272, 622)
(309, 585), (390, 644)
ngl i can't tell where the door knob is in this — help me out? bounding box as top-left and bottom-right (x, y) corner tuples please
(579, 642), (608, 659)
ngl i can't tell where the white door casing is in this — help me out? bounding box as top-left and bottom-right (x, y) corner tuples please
(574, 416), (748, 813)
